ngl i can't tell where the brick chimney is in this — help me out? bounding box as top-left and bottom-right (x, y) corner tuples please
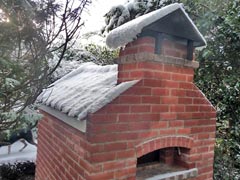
(36, 4), (216, 180)
(106, 33), (216, 180)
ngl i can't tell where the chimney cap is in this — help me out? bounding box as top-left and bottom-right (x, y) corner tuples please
(106, 3), (206, 49)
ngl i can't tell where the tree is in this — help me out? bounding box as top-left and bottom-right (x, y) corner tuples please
(0, 0), (91, 130)
(50, 44), (118, 82)
(195, 1), (240, 178)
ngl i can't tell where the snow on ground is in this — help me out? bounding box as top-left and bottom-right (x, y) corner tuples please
(0, 141), (37, 165)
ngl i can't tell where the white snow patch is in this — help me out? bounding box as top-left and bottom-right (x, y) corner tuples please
(77, 79), (139, 120)
(106, 3), (206, 49)
(146, 168), (198, 180)
(0, 141), (37, 165)
(38, 62), (138, 120)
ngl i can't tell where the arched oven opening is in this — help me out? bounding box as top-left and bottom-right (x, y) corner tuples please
(136, 147), (197, 180)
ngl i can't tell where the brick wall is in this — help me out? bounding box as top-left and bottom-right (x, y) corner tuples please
(86, 37), (216, 179)
(36, 36), (216, 180)
(36, 111), (99, 180)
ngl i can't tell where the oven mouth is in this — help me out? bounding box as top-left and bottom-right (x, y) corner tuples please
(136, 147), (198, 180)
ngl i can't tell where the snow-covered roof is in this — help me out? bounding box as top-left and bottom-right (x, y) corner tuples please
(106, 3), (206, 49)
(38, 62), (138, 121)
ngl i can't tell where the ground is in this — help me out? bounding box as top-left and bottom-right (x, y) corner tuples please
(0, 141), (37, 165)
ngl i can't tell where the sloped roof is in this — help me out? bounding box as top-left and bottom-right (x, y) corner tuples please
(106, 3), (206, 49)
(38, 62), (138, 120)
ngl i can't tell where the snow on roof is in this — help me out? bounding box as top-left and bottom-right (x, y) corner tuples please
(106, 3), (206, 49)
(38, 62), (138, 121)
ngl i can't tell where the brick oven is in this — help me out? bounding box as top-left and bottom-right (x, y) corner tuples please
(36, 3), (216, 180)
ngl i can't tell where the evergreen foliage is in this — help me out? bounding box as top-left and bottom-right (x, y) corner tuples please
(49, 43), (118, 81)
(0, 0), (91, 131)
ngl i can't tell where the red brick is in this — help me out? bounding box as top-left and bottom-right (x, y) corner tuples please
(99, 105), (130, 114)
(178, 97), (193, 104)
(118, 71), (130, 79)
(177, 113), (192, 120)
(160, 129), (176, 135)
(88, 133), (117, 143)
(104, 142), (127, 152)
(137, 130), (158, 139)
(154, 72), (171, 80)
(193, 98), (209, 104)
(179, 82), (194, 89)
(186, 90), (199, 97)
(117, 132), (139, 140)
(143, 79), (162, 87)
(130, 71), (144, 78)
(199, 105), (214, 112)
(90, 152), (116, 163)
(87, 172), (114, 180)
(137, 62), (164, 70)
(118, 96), (141, 104)
(161, 80), (179, 88)
(197, 133), (210, 139)
(189, 154), (202, 161)
(185, 105), (199, 112)
(160, 113), (177, 120)
(152, 121), (168, 128)
(138, 45), (155, 53)
(152, 88), (170, 96)
(116, 150), (135, 159)
(184, 120), (199, 126)
(198, 166), (213, 174)
(120, 63), (137, 71)
(118, 114), (159, 122)
(104, 123), (129, 133)
(169, 121), (184, 127)
(161, 97), (178, 104)
(171, 74), (187, 81)
(142, 96), (160, 104)
(171, 89), (185, 96)
(124, 87), (152, 95)
(151, 104), (169, 112)
(89, 114), (118, 124)
(124, 47), (138, 55)
(130, 105), (151, 112)
(187, 75), (194, 82)
(170, 105), (185, 112)
(142, 71), (155, 78)
(115, 167), (136, 179)
(128, 122), (151, 131)
(177, 128), (191, 135)
(197, 146), (209, 153)
(103, 161), (126, 171)
(191, 127), (205, 133)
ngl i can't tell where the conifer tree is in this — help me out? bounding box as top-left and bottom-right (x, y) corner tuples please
(0, 0), (91, 130)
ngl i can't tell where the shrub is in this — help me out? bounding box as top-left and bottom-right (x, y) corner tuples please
(0, 162), (35, 180)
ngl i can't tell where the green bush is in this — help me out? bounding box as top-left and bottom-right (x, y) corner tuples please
(0, 162), (35, 180)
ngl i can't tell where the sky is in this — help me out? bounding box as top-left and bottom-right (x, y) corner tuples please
(82, 0), (125, 34)
(56, 0), (126, 45)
